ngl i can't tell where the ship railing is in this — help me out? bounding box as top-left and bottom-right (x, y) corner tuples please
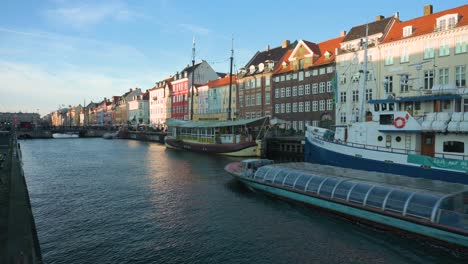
(311, 134), (468, 160)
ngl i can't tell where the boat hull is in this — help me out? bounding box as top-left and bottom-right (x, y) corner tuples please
(52, 133), (79, 139)
(165, 137), (259, 157)
(225, 167), (468, 249)
(304, 137), (468, 185)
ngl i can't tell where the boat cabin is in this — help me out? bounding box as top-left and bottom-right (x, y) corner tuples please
(241, 159), (274, 177)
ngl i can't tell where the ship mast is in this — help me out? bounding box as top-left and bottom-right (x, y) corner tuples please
(190, 37), (196, 121)
(228, 37), (234, 121)
(359, 24), (369, 122)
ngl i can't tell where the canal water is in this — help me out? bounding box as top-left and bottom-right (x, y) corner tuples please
(20, 138), (466, 264)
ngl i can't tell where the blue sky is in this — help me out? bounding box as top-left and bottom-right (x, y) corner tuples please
(1, 0), (466, 115)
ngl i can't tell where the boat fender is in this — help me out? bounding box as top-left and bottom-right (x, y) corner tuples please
(394, 117), (406, 129)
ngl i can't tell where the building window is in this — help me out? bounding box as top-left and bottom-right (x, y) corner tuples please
(364, 89), (372, 101)
(280, 75), (285, 82)
(286, 74), (292, 81)
(292, 86), (297, 96)
(305, 84), (311, 95)
(251, 94), (256, 106)
(293, 121), (297, 131)
(424, 43), (435, 59)
(281, 88), (285, 97)
(286, 103), (291, 113)
(326, 81), (332, 92)
(265, 76), (271, 87)
(312, 69), (318, 76)
(286, 87), (291, 97)
(298, 121), (303, 131)
(400, 46), (410, 63)
(305, 71), (311, 77)
(305, 101), (310, 112)
(319, 68), (325, 75)
(299, 102), (304, 112)
(340, 92), (346, 103)
(384, 76), (393, 93)
(292, 102), (297, 112)
(239, 95), (243, 107)
(438, 68), (449, 85)
(319, 100), (325, 111)
(265, 93), (270, 105)
(319, 82), (325, 93)
(455, 36), (467, 54)
(257, 93), (261, 105)
(281, 103), (285, 113)
(424, 70), (434, 90)
(366, 70), (374, 81)
(275, 88), (279, 98)
(326, 99), (333, 110)
(274, 76), (279, 83)
(456, 65), (466, 88)
(384, 49), (393, 65)
(275, 104), (279, 113)
(312, 83), (318, 94)
(298, 85), (304, 96)
(439, 39), (450, 57)
(299, 71), (304, 81)
(312, 101), (318, 111)
(327, 66), (333, 73)
(292, 73), (298, 79)
(340, 112), (346, 123)
(246, 95), (250, 106)
(403, 26), (412, 37)
(340, 74), (346, 84)
(251, 79), (256, 88)
(312, 120), (319, 127)
(400, 74), (409, 92)
(352, 90), (359, 102)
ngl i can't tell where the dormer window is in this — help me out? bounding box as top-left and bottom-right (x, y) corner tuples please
(403, 26), (413, 37)
(436, 14), (458, 31)
(324, 51), (331, 59)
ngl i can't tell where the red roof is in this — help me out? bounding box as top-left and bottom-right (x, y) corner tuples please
(383, 5), (468, 43)
(207, 74), (237, 88)
(274, 36), (344, 74)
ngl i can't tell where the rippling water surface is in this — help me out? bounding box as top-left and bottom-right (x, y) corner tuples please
(20, 138), (465, 264)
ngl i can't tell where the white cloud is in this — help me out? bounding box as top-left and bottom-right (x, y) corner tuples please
(42, 0), (145, 29)
(178, 23), (211, 35)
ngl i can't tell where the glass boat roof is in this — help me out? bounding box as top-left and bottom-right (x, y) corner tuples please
(250, 162), (468, 229)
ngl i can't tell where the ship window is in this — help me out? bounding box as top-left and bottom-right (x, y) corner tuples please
(348, 183), (372, 205)
(263, 168), (277, 183)
(333, 181), (355, 200)
(379, 114), (394, 125)
(437, 192), (468, 229)
(273, 170), (289, 185)
(294, 174), (312, 190)
(406, 193), (439, 219)
(306, 176), (327, 194)
(366, 187), (390, 208)
(374, 104), (380, 112)
(389, 103), (395, 111)
(395, 136), (401, 142)
(385, 190), (411, 213)
(318, 178), (339, 198)
(254, 167), (270, 180)
(381, 103), (387, 111)
(284, 172), (299, 187)
(377, 136), (383, 141)
(443, 141), (464, 153)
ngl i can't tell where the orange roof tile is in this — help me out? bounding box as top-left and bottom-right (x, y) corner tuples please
(383, 5), (468, 43)
(314, 36), (345, 65)
(207, 74), (237, 88)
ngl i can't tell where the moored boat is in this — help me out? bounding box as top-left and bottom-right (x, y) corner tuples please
(52, 132), (79, 139)
(164, 116), (268, 157)
(225, 159), (468, 249)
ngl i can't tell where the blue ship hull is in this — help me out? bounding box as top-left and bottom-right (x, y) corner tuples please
(304, 138), (468, 185)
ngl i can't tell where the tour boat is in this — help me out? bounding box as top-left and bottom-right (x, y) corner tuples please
(52, 132), (79, 139)
(164, 116), (268, 157)
(225, 159), (468, 249)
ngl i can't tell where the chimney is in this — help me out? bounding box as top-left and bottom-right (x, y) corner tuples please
(282, 40), (290, 48)
(424, 5), (433, 16)
(266, 44), (270, 52)
(376, 15), (384, 21)
(394, 12), (399, 19)
(340, 30), (347, 37)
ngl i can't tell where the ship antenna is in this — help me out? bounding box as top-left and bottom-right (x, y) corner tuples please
(228, 35), (234, 121)
(359, 23), (369, 122)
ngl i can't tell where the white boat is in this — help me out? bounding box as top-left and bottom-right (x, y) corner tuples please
(52, 132), (79, 139)
(102, 132), (118, 139)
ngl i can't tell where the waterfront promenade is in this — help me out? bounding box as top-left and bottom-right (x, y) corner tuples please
(0, 132), (42, 263)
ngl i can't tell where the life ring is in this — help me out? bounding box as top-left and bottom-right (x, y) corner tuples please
(394, 117), (406, 128)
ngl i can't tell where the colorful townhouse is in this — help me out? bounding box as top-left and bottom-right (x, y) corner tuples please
(194, 74), (237, 121)
(272, 36), (344, 131)
(170, 60), (219, 120)
(237, 40), (295, 120)
(377, 4), (467, 116)
(128, 91), (149, 125)
(115, 88), (142, 125)
(149, 77), (172, 129)
(334, 15), (396, 125)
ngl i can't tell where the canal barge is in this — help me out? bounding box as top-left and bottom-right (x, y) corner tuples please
(165, 117), (268, 157)
(225, 159), (468, 248)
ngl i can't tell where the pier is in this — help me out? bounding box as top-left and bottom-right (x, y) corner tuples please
(0, 132), (42, 263)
